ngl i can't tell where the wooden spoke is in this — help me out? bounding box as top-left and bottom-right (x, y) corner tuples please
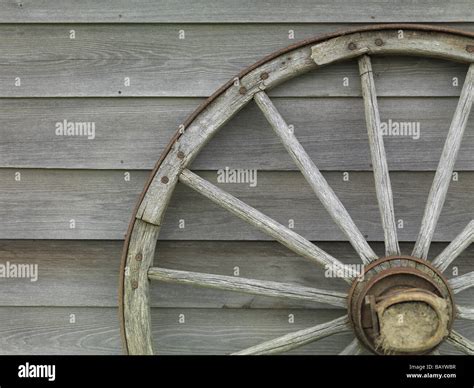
(339, 338), (363, 355)
(179, 169), (355, 283)
(120, 27), (474, 355)
(148, 267), (347, 308)
(413, 64), (474, 259)
(432, 220), (474, 272)
(456, 305), (474, 320)
(446, 330), (474, 355)
(448, 271), (474, 294)
(254, 91), (377, 265)
(359, 55), (400, 257)
(232, 314), (350, 355)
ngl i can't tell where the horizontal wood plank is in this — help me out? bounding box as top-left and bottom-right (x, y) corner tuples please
(0, 24), (472, 97)
(0, 307), (470, 355)
(1, 97), (474, 171)
(0, 240), (471, 308)
(2, 1), (473, 358)
(0, 2), (472, 23)
(166, 170), (473, 242)
(0, 169), (472, 241)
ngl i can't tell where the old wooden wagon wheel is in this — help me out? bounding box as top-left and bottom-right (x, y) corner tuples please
(119, 24), (474, 355)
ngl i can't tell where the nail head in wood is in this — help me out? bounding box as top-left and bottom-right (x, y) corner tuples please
(260, 72), (269, 80)
(177, 151), (185, 159)
(135, 252), (143, 261)
(375, 38), (384, 46)
(131, 280), (139, 289)
(467, 45), (474, 53)
(239, 86), (247, 95)
(161, 176), (169, 184)
(348, 42), (357, 50)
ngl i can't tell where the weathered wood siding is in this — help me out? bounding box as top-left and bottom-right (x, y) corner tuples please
(0, 1), (472, 354)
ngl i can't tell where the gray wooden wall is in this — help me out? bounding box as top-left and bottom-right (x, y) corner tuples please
(0, 1), (473, 354)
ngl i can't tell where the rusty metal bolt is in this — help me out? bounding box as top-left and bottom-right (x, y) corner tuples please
(466, 45), (474, 53)
(161, 176), (169, 184)
(375, 38), (384, 46)
(348, 42), (357, 50)
(135, 252), (143, 262)
(177, 151), (185, 159)
(260, 72), (269, 80)
(131, 280), (139, 289)
(239, 86), (247, 95)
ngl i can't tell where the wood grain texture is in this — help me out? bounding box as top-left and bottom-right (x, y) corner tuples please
(0, 307), (349, 355)
(0, 307), (470, 355)
(148, 266), (347, 308)
(432, 220), (474, 272)
(413, 64), (474, 259)
(233, 314), (350, 355)
(122, 219), (160, 354)
(255, 91), (377, 265)
(0, 24), (472, 98)
(179, 169), (352, 282)
(136, 42), (317, 224)
(457, 305), (474, 320)
(447, 330), (474, 354)
(1, 2), (472, 23)
(449, 271), (474, 294)
(1, 97), (474, 171)
(0, 169), (472, 241)
(0, 56), (471, 98)
(1, 3), (473, 359)
(1, 240), (472, 308)
(311, 29), (474, 65)
(339, 338), (363, 355)
(134, 145), (184, 227)
(359, 55), (400, 256)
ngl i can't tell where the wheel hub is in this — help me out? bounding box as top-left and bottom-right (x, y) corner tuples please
(347, 256), (455, 355)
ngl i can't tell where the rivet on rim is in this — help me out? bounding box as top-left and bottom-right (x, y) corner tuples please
(375, 38), (384, 46)
(239, 86), (247, 95)
(161, 176), (169, 184)
(131, 280), (139, 289)
(348, 42), (357, 50)
(135, 253), (143, 261)
(177, 151), (185, 159)
(260, 72), (269, 80)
